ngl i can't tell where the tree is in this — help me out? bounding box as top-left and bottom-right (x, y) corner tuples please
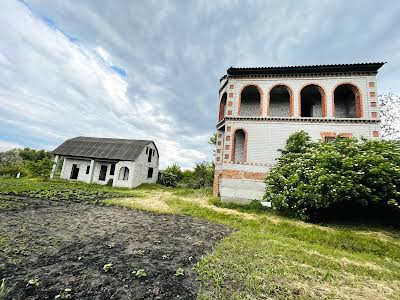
(208, 133), (217, 146)
(189, 161), (214, 188)
(379, 93), (400, 140)
(19, 148), (52, 162)
(26, 157), (53, 178)
(161, 164), (182, 187)
(264, 132), (400, 222)
(209, 133), (217, 156)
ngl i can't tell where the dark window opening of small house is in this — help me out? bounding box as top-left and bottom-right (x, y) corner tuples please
(119, 167), (129, 181)
(147, 167), (154, 179)
(70, 164), (79, 179)
(148, 148), (153, 162)
(99, 165), (107, 181)
(110, 163), (115, 175)
(86, 165), (90, 174)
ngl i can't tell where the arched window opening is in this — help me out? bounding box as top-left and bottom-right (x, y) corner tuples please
(233, 129), (246, 163)
(269, 85), (291, 117)
(239, 85), (261, 116)
(218, 93), (227, 121)
(118, 167), (129, 181)
(334, 84), (361, 118)
(300, 85), (325, 117)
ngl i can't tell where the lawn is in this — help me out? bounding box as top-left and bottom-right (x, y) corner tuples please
(1, 178), (400, 299)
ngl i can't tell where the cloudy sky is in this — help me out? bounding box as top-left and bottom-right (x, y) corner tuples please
(0, 0), (399, 167)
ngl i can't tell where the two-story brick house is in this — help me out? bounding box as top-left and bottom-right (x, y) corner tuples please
(214, 63), (385, 202)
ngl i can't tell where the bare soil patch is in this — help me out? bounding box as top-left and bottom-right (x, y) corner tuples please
(0, 196), (231, 299)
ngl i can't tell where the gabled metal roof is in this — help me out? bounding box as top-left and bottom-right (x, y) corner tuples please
(52, 136), (155, 161)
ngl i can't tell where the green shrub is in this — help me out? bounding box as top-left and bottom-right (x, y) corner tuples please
(0, 162), (29, 177)
(0, 147), (53, 178)
(26, 157), (53, 178)
(264, 131), (400, 221)
(178, 162), (214, 189)
(161, 164), (182, 187)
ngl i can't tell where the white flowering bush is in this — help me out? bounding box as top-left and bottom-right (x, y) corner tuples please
(264, 131), (400, 221)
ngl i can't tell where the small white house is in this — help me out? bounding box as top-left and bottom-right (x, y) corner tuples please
(50, 136), (159, 188)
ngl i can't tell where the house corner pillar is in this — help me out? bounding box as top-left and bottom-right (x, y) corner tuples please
(87, 159), (95, 184)
(50, 155), (59, 179)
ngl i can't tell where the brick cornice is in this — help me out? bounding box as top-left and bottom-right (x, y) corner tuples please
(226, 71), (378, 81)
(217, 116), (380, 128)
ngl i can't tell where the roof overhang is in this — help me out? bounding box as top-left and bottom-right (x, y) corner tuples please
(221, 62), (385, 81)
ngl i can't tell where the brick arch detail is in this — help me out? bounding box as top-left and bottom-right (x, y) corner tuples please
(267, 84), (294, 117)
(298, 83), (327, 117)
(218, 92), (227, 122)
(332, 82), (363, 118)
(237, 84), (264, 116)
(231, 128), (248, 163)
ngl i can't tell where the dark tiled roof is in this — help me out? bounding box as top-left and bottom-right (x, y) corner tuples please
(52, 136), (154, 161)
(225, 62), (385, 78)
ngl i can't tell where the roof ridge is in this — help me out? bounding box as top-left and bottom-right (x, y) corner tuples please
(228, 62), (386, 70)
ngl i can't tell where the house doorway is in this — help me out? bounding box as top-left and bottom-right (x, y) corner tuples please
(99, 165), (108, 181)
(70, 164), (79, 180)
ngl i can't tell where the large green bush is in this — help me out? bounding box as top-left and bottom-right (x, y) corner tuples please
(264, 131), (400, 221)
(161, 164), (182, 187)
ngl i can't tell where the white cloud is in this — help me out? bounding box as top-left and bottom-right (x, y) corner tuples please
(0, 0), (399, 168)
(0, 0), (212, 168)
(0, 140), (23, 152)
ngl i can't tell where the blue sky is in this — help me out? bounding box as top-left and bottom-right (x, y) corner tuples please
(0, 0), (399, 168)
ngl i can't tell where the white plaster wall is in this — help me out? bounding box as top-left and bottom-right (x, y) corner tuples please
(61, 158), (116, 185)
(60, 158), (91, 182)
(113, 161), (136, 188)
(133, 142), (159, 186)
(92, 161), (116, 185)
(57, 143), (159, 189)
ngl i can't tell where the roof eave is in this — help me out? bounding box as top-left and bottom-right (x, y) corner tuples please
(226, 62), (386, 77)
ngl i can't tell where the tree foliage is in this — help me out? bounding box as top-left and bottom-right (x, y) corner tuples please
(183, 161), (214, 189)
(264, 131), (400, 221)
(161, 161), (214, 189)
(0, 148), (53, 178)
(160, 164), (182, 187)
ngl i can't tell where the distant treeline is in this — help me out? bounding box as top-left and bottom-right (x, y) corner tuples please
(0, 148), (53, 178)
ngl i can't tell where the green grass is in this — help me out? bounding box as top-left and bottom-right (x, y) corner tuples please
(1, 178), (400, 299)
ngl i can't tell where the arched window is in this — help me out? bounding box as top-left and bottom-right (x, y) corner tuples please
(218, 93), (227, 121)
(118, 167), (129, 181)
(269, 85), (292, 117)
(239, 85), (261, 116)
(333, 84), (362, 118)
(300, 84), (326, 117)
(232, 129), (246, 163)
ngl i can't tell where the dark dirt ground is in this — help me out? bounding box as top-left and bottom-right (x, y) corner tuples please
(0, 196), (232, 299)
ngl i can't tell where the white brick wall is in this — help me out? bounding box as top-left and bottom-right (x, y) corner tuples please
(215, 73), (380, 201)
